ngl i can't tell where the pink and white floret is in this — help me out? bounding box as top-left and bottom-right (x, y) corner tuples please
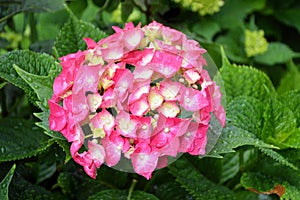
(48, 21), (226, 179)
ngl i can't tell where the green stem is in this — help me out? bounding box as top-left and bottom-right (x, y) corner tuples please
(127, 179), (137, 200)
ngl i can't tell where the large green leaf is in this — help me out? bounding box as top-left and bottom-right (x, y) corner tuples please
(278, 90), (300, 126)
(241, 172), (300, 200)
(261, 98), (298, 148)
(225, 96), (263, 136)
(276, 7), (300, 34)
(14, 64), (56, 106)
(254, 42), (300, 65)
(8, 172), (54, 200)
(277, 62), (300, 94)
(215, 28), (248, 63)
(208, 96), (278, 157)
(213, 0), (265, 29)
(220, 48), (276, 103)
(88, 189), (159, 200)
(258, 147), (297, 170)
(53, 10), (107, 57)
(240, 152), (300, 200)
(0, 50), (60, 105)
(169, 157), (237, 200)
(0, 118), (51, 162)
(22, 0), (65, 12)
(0, 0), (65, 24)
(0, 164), (16, 200)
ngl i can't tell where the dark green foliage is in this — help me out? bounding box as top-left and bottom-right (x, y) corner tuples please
(0, 118), (51, 162)
(53, 10), (107, 57)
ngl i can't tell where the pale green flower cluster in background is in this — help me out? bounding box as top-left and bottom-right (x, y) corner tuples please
(244, 29), (269, 57)
(173, 0), (224, 16)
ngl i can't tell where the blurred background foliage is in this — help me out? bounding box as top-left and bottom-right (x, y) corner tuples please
(0, 0), (300, 199)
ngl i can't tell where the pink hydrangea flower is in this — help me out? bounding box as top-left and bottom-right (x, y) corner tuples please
(49, 21), (226, 180)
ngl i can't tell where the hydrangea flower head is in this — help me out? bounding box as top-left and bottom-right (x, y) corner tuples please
(245, 29), (269, 57)
(173, 0), (224, 16)
(49, 21), (226, 179)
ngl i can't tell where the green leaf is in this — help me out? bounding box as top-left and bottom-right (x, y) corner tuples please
(277, 62), (300, 94)
(226, 96), (263, 136)
(153, 181), (193, 200)
(54, 10), (107, 57)
(88, 189), (159, 200)
(219, 153), (239, 184)
(0, 0), (64, 23)
(0, 164), (16, 200)
(14, 64), (56, 106)
(213, 0), (266, 29)
(55, 139), (72, 163)
(8, 172), (54, 200)
(278, 90), (300, 126)
(258, 147), (297, 170)
(34, 111), (65, 140)
(220, 48), (276, 103)
(0, 82), (7, 89)
(0, 118), (51, 162)
(192, 20), (221, 42)
(276, 7), (300, 34)
(241, 172), (300, 200)
(208, 97), (278, 157)
(0, 50), (60, 105)
(169, 157), (237, 200)
(121, 0), (134, 22)
(216, 28), (248, 63)
(261, 98), (297, 148)
(254, 42), (300, 65)
(23, 0), (65, 12)
(209, 126), (277, 158)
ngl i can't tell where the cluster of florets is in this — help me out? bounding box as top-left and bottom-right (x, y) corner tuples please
(173, 0), (224, 16)
(244, 29), (269, 57)
(48, 21), (225, 179)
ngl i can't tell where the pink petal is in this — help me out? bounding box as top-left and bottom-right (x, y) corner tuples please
(159, 80), (182, 101)
(157, 101), (180, 118)
(114, 69), (133, 100)
(159, 137), (179, 157)
(180, 87), (208, 112)
(148, 87), (164, 110)
(129, 94), (150, 116)
(101, 88), (115, 108)
(133, 66), (153, 80)
(48, 99), (67, 131)
(128, 80), (150, 104)
(101, 43), (124, 61)
(88, 140), (106, 168)
(73, 65), (100, 94)
(131, 116), (152, 139)
(124, 29), (144, 50)
(86, 93), (102, 113)
(183, 69), (201, 84)
(84, 162), (97, 179)
(162, 27), (183, 44)
(102, 133), (127, 166)
(148, 51), (182, 78)
(72, 89), (89, 123)
(116, 111), (137, 138)
(90, 108), (116, 134)
(84, 38), (97, 49)
(131, 150), (159, 180)
(178, 122), (208, 153)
